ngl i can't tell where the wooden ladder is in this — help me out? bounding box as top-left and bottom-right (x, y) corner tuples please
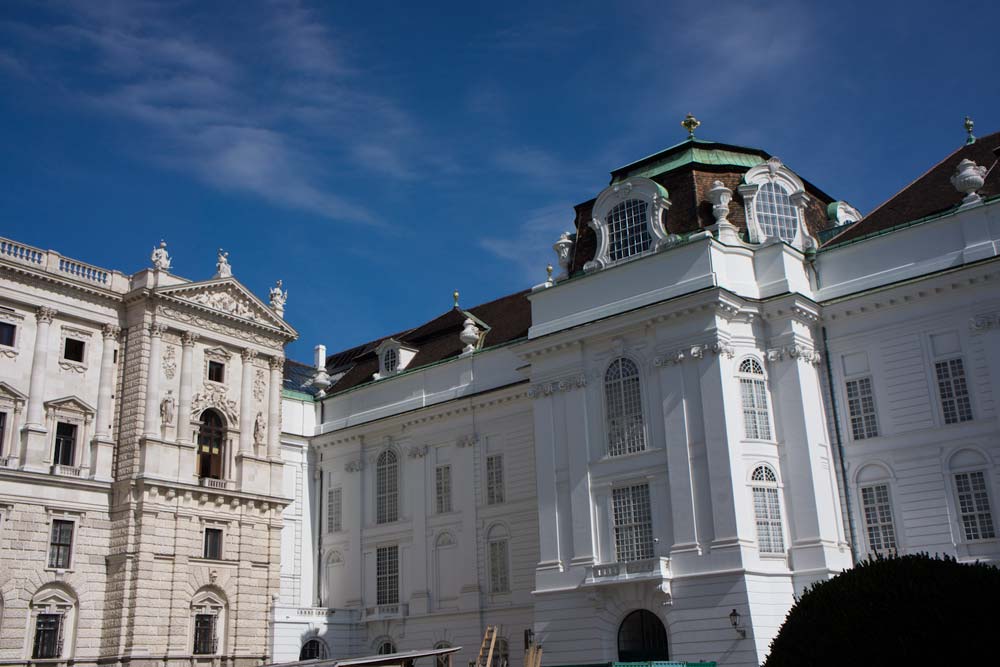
(475, 626), (500, 667)
(524, 643), (543, 667)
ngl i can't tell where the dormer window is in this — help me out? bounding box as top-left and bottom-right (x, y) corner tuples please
(739, 157), (814, 249)
(374, 339), (417, 380)
(584, 177), (676, 273)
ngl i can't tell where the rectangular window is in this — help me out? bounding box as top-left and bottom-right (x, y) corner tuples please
(954, 471), (996, 541)
(208, 360), (226, 383)
(935, 358), (973, 424)
(740, 377), (772, 440)
(53, 422), (77, 467)
(328, 488), (342, 533)
(193, 614), (217, 654)
(63, 337), (85, 363)
(32, 613), (62, 659)
(612, 484), (654, 562)
(860, 484), (896, 552)
(376, 545), (399, 605)
(203, 528), (223, 560)
(486, 455), (504, 505)
(48, 519), (74, 569)
(846, 376), (879, 439)
(752, 486), (785, 554)
(0, 322), (15, 347)
(436, 465), (452, 514)
(488, 539), (510, 593)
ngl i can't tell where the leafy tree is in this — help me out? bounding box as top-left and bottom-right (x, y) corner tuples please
(764, 553), (1000, 665)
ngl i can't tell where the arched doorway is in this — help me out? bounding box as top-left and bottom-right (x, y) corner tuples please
(618, 609), (669, 662)
(197, 409), (226, 480)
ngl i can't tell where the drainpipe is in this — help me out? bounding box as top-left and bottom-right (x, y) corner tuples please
(315, 457), (324, 606)
(822, 326), (857, 563)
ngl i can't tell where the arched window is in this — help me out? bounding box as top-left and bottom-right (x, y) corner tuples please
(191, 587), (227, 655)
(376, 450), (399, 524)
(434, 642), (452, 667)
(300, 638), (327, 660)
(486, 524), (510, 594)
(30, 584), (78, 660)
(376, 640), (396, 655)
(617, 610), (669, 662)
(197, 409), (226, 480)
(754, 181), (800, 242)
(605, 357), (645, 456)
(607, 199), (652, 262)
(751, 464), (784, 554)
(738, 358), (772, 440)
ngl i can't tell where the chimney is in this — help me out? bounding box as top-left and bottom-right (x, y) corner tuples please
(314, 344), (326, 370)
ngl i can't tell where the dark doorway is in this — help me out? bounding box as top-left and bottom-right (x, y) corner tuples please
(617, 609), (669, 662)
(197, 409), (226, 479)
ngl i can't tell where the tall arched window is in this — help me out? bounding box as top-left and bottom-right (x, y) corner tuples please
(607, 199), (652, 262)
(376, 450), (399, 524)
(738, 358), (772, 440)
(617, 609), (669, 662)
(191, 587), (227, 655)
(605, 357), (645, 456)
(486, 524), (510, 594)
(197, 409), (226, 480)
(751, 465), (784, 554)
(754, 181), (800, 242)
(30, 584), (78, 660)
(300, 638), (327, 660)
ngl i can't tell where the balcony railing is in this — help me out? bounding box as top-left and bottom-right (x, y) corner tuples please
(52, 465), (83, 478)
(363, 603), (408, 620)
(586, 557), (671, 585)
(199, 477), (231, 490)
(0, 237), (128, 292)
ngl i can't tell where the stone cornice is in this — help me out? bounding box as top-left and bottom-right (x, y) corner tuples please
(0, 261), (126, 305)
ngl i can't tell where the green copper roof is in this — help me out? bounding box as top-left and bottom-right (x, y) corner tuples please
(611, 138), (767, 183)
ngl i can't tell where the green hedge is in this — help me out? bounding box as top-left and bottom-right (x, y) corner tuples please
(763, 553), (1000, 665)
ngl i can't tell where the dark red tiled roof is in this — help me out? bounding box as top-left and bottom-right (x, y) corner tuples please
(825, 131), (1000, 246)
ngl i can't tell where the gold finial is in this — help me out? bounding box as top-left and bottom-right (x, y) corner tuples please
(453, 290), (460, 308)
(681, 113), (701, 139)
(546, 264), (553, 279)
(964, 116), (976, 145)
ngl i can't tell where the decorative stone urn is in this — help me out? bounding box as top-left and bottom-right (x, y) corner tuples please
(951, 159), (987, 207)
(460, 318), (481, 356)
(552, 232), (574, 280)
(707, 180), (741, 244)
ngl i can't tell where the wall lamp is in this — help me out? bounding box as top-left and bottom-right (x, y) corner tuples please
(729, 609), (746, 639)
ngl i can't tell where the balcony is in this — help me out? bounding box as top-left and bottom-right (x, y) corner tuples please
(52, 464), (83, 478)
(363, 603), (408, 621)
(585, 557), (671, 588)
(199, 477), (232, 490)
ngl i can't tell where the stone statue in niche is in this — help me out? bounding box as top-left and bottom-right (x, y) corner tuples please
(215, 249), (232, 278)
(151, 240), (171, 271)
(269, 280), (287, 317)
(254, 412), (266, 447)
(160, 390), (176, 426)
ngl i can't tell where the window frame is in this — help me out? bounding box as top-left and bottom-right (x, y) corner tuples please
(47, 518), (75, 570)
(0, 321), (16, 349)
(749, 464), (786, 556)
(32, 613), (63, 659)
(487, 525), (511, 594)
(738, 156), (813, 249)
(53, 421), (78, 468)
(486, 454), (505, 505)
(435, 465), (452, 514)
(952, 469), (996, 542)
(207, 360), (226, 384)
(328, 487), (343, 533)
(584, 177), (675, 273)
(203, 526), (224, 560)
(737, 357), (773, 441)
(611, 482), (655, 563)
(859, 482), (897, 554)
(603, 356), (647, 457)
(375, 545), (400, 606)
(375, 450), (399, 524)
(934, 356), (974, 425)
(844, 375), (880, 440)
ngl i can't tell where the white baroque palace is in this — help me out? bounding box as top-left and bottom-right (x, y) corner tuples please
(2, 124), (1000, 667)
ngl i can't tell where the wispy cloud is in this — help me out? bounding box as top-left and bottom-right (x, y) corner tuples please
(479, 202), (576, 281)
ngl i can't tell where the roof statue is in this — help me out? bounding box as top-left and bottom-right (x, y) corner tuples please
(965, 115), (976, 144)
(269, 279), (288, 317)
(681, 112), (701, 139)
(150, 240), (171, 271)
(215, 248), (232, 278)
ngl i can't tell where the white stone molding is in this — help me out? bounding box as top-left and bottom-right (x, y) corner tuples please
(584, 177), (676, 273)
(203, 346), (232, 385)
(156, 304), (288, 347)
(58, 325), (93, 374)
(766, 344), (821, 365)
(527, 373), (587, 399)
(653, 339), (733, 367)
(951, 159), (988, 208)
(969, 313), (999, 332)
(738, 157), (814, 249)
(101, 323), (121, 340)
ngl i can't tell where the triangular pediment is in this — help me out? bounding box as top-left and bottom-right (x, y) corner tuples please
(44, 395), (95, 415)
(156, 278), (297, 339)
(0, 381), (28, 403)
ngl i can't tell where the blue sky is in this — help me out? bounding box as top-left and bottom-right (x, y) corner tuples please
(2, 0), (998, 361)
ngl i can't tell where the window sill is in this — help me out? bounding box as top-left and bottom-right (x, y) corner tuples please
(44, 566), (75, 574)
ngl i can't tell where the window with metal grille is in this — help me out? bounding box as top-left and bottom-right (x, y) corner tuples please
(376, 450), (399, 524)
(486, 455), (504, 505)
(751, 465), (784, 553)
(605, 357), (646, 456)
(376, 545), (399, 605)
(203, 528), (223, 560)
(32, 613), (62, 659)
(328, 488), (342, 532)
(488, 537), (510, 593)
(48, 519), (74, 569)
(54, 422), (77, 467)
(738, 358), (772, 440)
(935, 358), (973, 424)
(193, 614), (217, 654)
(612, 484), (654, 562)
(860, 484), (896, 552)
(606, 199), (652, 262)
(754, 181), (799, 242)
(954, 471), (996, 541)
(436, 465), (452, 514)
(0, 322), (14, 347)
(846, 377), (879, 439)
(300, 639), (327, 660)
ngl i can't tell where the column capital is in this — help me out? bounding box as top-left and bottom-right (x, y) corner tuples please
(268, 355), (285, 370)
(36, 306), (57, 323)
(181, 331), (200, 347)
(102, 323), (122, 340)
(241, 348), (258, 362)
(149, 322), (167, 337)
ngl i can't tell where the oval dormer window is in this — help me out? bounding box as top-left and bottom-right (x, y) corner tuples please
(584, 177), (674, 273)
(607, 199), (652, 262)
(754, 181), (799, 243)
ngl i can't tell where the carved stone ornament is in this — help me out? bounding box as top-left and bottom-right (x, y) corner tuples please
(189, 288), (259, 322)
(584, 177), (676, 273)
(970, 313), (999, 332)
(191, 383), (239, 424)
(553, 232), (575, 280)
(36, 306), (57, 324)
(253, 412), (266, 446)
(157, 305), (285, 348)
(269, 280), (287, 317)
(407, 445), (428, 459)
(738, 157), (814, 249)
(706, 180), (742, 244)
(528, 373), (587, 398)
(253, 369), (266, 400)
(160, 390), (176, 425)
(344, 459), (364, 473)
(766, 345), (821, 364)
(151, 240), (171, 271)
(102, 323), (121, 340)
(162, 345), (177, 379)
(460, 318), (481, 356)
(951, 159), (988, 207)
(457, 434), (480, 448)
(215, 248), (232, 278)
